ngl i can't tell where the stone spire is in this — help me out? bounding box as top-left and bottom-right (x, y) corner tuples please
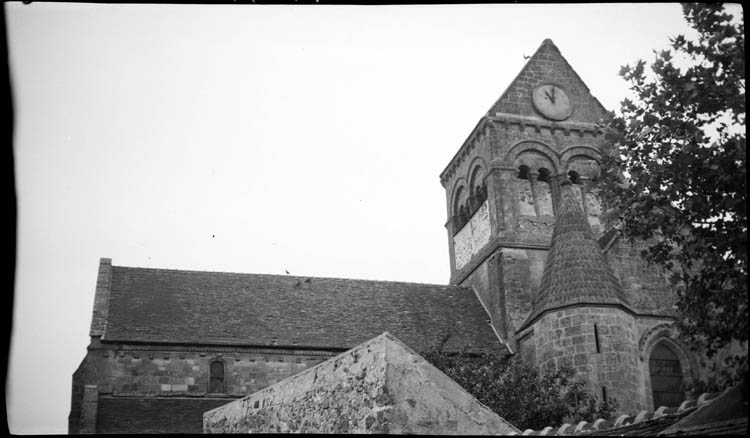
(520, 181), (632, 330)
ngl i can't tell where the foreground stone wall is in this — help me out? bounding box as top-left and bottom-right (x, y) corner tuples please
(381, 337), (516, 434)
(204, 333), (519, 434)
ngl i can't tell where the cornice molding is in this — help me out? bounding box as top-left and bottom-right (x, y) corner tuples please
(489, 113), (605, 136)
(451, 236), (552, 285)
(440, 113), (608, 186)
(90, 341), (342, 358)
(516, 302), (638, 334)
(440, 117), (491, 185)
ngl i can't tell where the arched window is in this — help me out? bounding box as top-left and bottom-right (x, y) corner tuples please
(536, 168), (554, 216)
(567, 167), (603, 232)
(209, 360), (225, 393)
(452, 185), (468, 233)
(469, 165), (487, 214)
(649, 343), (684, 408)
(517, 165), (536, 216)
(566, 170), (586, 212)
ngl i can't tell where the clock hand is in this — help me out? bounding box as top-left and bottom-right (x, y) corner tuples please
(544, 89), (556, 104)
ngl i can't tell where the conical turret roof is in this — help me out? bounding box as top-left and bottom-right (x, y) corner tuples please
(520, 181), (632, 330)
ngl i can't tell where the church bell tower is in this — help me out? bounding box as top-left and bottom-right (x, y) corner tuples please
(439, 38), (612, 349)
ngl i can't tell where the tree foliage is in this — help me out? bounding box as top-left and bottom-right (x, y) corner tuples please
(422, 350), (617, 431)
(594, 3), (746, 360)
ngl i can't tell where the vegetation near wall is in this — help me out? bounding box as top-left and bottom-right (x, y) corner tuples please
(423, 349), (616, 431)
(594, 3), (746, 386)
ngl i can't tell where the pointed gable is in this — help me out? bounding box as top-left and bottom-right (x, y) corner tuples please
(204, 333), (521, 434)
(487, 39), (609, 124)
(520, 181), (632, 330)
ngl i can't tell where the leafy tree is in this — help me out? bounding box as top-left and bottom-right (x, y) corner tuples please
(594, 4), (746, 364)
(422, 349), (617, 430)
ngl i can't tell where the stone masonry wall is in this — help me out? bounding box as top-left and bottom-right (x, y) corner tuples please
(204, 333), (519, 434)
(453, 201), (492, 270)
(77, 347), (331, 397)
(499, 248), (547, 337)
(605, 239), (677, 316)
(458, 246), (547, 343)
(534, 307), (644, 414)
(459, 260), (498, 331)
(70, 345), (335, 433)
(204, 335), (391, 433)
(96, 397), (232, 434)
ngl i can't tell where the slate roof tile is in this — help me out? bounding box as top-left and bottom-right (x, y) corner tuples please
(102, 265), (505, 355)
(522, 181), (631, 329)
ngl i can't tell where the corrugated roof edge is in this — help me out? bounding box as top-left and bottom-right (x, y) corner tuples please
(508, 388), (731, 436)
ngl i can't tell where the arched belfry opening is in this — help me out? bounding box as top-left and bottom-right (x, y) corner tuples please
(451, 165), (488, 235)
(566, 159), (604, 233)
(535, 167), (554, 216)
(517, 165), (536, 216)
(649, 342), (685, 408)
(452, 185), (469, 232)
(468, 165), (488, 213)
(516, 164), (554, 217)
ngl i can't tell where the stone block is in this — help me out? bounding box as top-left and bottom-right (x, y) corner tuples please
(564, 326), (581, 337)
(574, 354), (588, 366)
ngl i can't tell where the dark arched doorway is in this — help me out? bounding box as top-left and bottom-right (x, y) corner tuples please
(209, 360), (225, 393)
(649, 343), (684, 407)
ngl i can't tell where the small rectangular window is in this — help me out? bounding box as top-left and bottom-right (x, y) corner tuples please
(594, 324), (601, 353)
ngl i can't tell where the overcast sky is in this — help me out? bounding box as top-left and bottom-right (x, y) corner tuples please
(7, 2), (740, 434)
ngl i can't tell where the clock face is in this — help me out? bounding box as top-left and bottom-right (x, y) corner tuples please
(531, 84), (573, 121)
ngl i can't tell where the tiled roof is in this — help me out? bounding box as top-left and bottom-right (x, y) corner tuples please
(512, 383), (748, 436)
(101, 264), (505, 355)
(521, 181), (631, 329)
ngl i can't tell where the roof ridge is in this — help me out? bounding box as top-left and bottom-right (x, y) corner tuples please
(111, 264), (470, 290)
